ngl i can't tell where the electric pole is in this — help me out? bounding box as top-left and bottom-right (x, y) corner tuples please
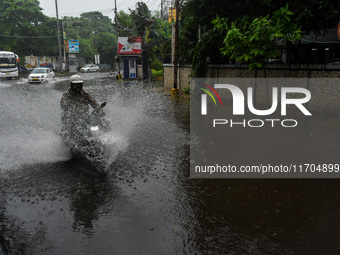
(114, 0), (118, 36)
(55, 0), (63, 72)
(171, 0), (180, 97)
(114, 0), (120, 73)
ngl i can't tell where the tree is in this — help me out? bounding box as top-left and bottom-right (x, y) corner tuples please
(130, 2), (152, 37)
(180, 0), (340, 76)
(0, 0), (54, 56)
(117, 11), (136, 37)
(0, 0), (168, 66)
(150, 11), (172, 62)
(179, 0), (254, 76)
(80, 11), (113, 36)
(96, 32), (117, 66)
(33, 18), (59, 56)
(213, 5), (301, 70)
(62, 12), (116, 63)
(267, 0), (339, 35)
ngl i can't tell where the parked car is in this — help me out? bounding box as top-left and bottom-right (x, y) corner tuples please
(80, 64), (100, 73)
(28, 68), (55, 83)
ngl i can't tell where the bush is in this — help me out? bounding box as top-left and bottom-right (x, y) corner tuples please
(151, 58), (163, 70)
(182, 86), (190, 94)
(151, 69), (163, 78)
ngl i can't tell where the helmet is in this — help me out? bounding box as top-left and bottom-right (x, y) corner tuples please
(69, 74), (83, 93)
(69, 74), (83, 86)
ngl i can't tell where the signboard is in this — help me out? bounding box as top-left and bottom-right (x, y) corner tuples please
(63, 32), (67, 45)
(66, 40), (79, 53)
(40, 63), (53, 68)
(118, 37), (142, 55)
(337, 21), (340, 40)
(168, 7), (176, 23)
(95, 54), (100, 64)
(0, 53), (15, 58)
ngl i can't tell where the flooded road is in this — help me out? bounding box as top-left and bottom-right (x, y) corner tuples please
(1, 73), (340, 254)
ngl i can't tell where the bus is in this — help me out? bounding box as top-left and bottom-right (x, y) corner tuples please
(0, 51), (19, 79)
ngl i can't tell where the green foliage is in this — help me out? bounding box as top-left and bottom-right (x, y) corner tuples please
(96, 32), (117, 65)
(0, 0), (55, 55)
(158, 39), (171, 63)
(213, 5), (301, 70)
(181, 0), (340, 75)
(0, 0), (167, 68)
(78, 38), (96, 62)
(144, 26), (153, 44)
(62, 12), (116, 63)
(179, 0), (251, 76)
(151, 58), (162, 70)
(10, 0), (16, 8)
(149, 13), (172, 64)
(182, 86), (190, 94)
(151, 69), (163, 78)
(190, 29), (224, 77)
(117, 11), (136, 37)
(80, 12), (113, 35)
(130, 2), (152, 36)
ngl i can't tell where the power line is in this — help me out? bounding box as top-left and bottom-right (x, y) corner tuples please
(0, 34), (58, 38)
(156, 3), (162, 11)
(0, 26), (113, 39)
(44, 8), (115, 18)
(148, 0), (159, 10)
(118, 0), (139, 12)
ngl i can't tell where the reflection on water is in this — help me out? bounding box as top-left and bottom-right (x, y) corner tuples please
(1, 74), (340, 254)
(69, 176), (117, 235)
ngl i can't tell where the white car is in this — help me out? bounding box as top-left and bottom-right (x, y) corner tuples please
(28, 68), (55, 83)
(80, 64), (100, 73)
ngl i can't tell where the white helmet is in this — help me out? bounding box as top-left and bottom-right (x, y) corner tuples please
(69, 74), (83, 86)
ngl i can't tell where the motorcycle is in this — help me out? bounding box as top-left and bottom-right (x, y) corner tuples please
(62, 102), (111, 175)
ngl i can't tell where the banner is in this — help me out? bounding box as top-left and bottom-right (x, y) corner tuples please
(66, 40), (79, 53)
(118, 37), (142, 55)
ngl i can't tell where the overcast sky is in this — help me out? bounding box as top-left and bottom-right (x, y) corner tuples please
(39, 0), (161, 20)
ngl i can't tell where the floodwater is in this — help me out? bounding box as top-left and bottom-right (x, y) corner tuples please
(1, 73), (340, 254)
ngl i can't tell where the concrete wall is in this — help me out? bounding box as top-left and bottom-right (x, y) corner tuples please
(137, 64), (143, 79)
(164, 64), (340, 88)
(163, 64), (192, 89)
(163, 64), (340, 114)
(24, 55), (59, 70)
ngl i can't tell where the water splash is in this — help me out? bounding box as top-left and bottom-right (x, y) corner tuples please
(0, 77), (187, 173)
(0, 83), (70, 171)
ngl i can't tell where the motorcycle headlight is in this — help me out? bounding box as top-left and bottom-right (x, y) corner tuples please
(90, 126), (99, 131)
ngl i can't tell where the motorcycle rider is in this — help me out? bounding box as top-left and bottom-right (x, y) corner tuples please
(60, 74), (104, 143)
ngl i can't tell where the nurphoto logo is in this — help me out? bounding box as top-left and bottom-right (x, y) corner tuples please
(191, 78), (339, 179)
(200, 83), (312, 128)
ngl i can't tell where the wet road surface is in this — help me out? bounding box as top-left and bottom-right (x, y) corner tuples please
(1, 74), (340, 254)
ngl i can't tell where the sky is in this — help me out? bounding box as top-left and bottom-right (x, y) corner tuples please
(39, 0), (162, 20)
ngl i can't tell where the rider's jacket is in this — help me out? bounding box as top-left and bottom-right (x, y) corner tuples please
(60, 88), (100, 140)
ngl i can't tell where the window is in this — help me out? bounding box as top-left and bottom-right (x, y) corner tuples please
(130, 60), (135, 68)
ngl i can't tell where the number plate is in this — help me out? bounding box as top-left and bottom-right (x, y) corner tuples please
(33, 78), (39, 81)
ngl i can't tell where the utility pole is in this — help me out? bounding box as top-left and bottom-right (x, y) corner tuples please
(171, 0), (180, 97)
(55, 0), (63, 72)
(62, 22), (66, 65)
(114, 0), (118, 35)
(114, 0), (120, 73)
